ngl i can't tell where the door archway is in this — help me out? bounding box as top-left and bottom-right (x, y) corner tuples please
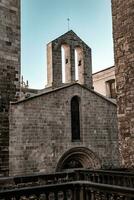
(56, 147), (101, 172)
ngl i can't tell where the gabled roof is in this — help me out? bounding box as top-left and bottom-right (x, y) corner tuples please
(48, 30), (91, 49)
(93, 66), (115, 76)
(11, 83), (116, 106)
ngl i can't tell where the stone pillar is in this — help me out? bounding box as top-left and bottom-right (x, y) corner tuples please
(70, 46), (76, 82)
(83, 46), (93, 89)
(76, 46), (92, 88)
(47, 43), (53, 87)
(0, 0), (20, 175)
(112, 0), (134, 168)
(47, 42), (62, 88)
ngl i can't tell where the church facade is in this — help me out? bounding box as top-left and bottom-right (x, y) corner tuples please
(9, 31), (119, 175)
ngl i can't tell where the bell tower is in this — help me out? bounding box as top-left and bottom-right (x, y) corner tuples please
(47, 30), (93, 89)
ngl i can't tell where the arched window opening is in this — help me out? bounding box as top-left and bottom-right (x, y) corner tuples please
(61, 44), (70, 83)
(71, 96), (80, 141)
(106, 79), (116, 98)
(61, 46), (65, 83)
(75, 49), (79, 80)
(75, 47), (83, 82)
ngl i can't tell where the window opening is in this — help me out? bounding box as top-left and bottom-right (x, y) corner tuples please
(61, 46), (65, 83)
(106, 79), (116, 98)
(78, 60), (81, 66)
(71, 96), (80, 141)
(65, 58), (68, 64)
(75, 49), (79, 80)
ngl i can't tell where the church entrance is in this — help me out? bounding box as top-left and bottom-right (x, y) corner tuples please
(56, 147), (101, 172)
(61, 159), (83, 170)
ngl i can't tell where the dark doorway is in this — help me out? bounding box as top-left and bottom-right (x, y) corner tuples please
(62, 159), (83, 170)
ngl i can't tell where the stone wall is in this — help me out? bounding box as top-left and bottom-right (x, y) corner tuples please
(112, 0), (134, 167)
(9, 84), (119, 176)
(0, 0), (20, 175)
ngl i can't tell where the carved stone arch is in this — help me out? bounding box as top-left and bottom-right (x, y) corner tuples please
(56, 147), (101, 172)
(75, 45), (83, 53)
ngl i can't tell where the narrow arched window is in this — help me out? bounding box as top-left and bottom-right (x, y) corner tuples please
(61, 45), (65, 83)
(71, 96), (80, 141)
(74, 47), (83, 83)
(61, 44), (71, 83)
(106, 79), (116, 98)
(74, 49), (79, 80)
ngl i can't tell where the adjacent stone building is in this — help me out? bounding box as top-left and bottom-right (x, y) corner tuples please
(9, 31), (119, 176)
(112, 0), (134, 168)
(0, 0), (20, 176)
(93, 66), (116, 99)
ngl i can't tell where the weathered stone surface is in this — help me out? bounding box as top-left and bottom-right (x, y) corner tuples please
(112, 0), (134, 167)
(0, 0), (20, 175)
(9, 83), (119, 176)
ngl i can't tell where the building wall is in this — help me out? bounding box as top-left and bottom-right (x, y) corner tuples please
(112, 0), (134, 167)
(9, 84), (119, 176)
(0, 0), (20, 175)
(93, 66), (115, 97)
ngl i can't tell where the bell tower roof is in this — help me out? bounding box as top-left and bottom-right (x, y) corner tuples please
(50, 30), (91, 49)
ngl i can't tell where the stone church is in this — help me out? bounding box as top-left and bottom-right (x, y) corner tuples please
(1, 0), (133, 177)
(9, 31), (119, 176)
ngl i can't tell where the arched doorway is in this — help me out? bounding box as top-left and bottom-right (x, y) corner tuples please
(56, 147), (101, 172)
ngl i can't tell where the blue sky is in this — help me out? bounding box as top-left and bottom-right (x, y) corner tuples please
(21, 0), (114, 89)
